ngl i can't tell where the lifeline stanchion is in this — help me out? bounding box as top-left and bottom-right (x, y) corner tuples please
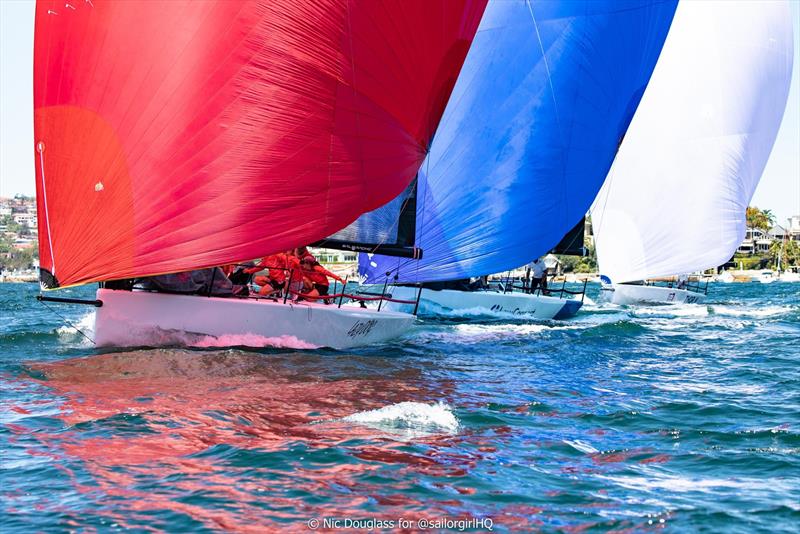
(413, 283), (423, 316)
(284, 269), (293, 304)
(377, 276), (389, 312)
(338, 276), (349, 308)
(207, 268), (217, 297)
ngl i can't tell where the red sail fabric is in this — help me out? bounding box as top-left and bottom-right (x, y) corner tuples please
(33, 0), (486, 288)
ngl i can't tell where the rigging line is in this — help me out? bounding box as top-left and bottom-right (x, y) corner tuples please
(345, 0), (366, 225)
(364, 177), (417, 256)
(39, 298), (96, 346)
(591, 119), (629, 254)
(591, 157), (619, 254)
(414, 154), (432, 285)
(355, 157), (424, 284)
(37, 144), (56, 275)
(526, 0), (568, 229)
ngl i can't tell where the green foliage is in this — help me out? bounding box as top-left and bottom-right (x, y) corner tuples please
(556, 255), (579, 272)
(745, 206), (775, 231)
(770, 239), (800, 268)
(0, 244), (37, 271)
(732, 254), (768, 270)
(556, 240), (597, 273)
(786, 240), (800, 267)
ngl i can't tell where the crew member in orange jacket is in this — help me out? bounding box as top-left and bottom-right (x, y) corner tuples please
(244, 251), (302, 297)
(298, 251), (344, 303)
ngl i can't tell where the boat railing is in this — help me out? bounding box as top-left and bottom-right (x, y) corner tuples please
(508, 276), (588, 303)
(242, 265), (423, 314)
(642, 277), (709, 295)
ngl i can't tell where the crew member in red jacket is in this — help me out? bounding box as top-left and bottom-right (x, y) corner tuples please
(297, 249), (344, 303)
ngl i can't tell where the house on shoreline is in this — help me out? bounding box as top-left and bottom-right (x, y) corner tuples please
(736, 215), (800, 256)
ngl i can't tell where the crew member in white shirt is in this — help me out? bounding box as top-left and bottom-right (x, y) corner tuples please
(528, 257), (547, 294)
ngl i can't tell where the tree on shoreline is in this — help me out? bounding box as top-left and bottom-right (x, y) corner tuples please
(746, 206), (775, 232)
(770, 239), (800, 269)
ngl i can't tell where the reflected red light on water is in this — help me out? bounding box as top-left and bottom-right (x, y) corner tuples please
(16, 350), (512, 530)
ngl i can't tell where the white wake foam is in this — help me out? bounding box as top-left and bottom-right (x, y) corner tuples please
(414, 322), (568, 346)
(563, 439), (600, 454)
(631, 304), (710, 318)
(191, 333), (319, 350)
(709, 304), (793, 318)
(343, 401), (459, 435)
(56, 312), (96, 347)
(94, 323), (319, 350)
(416, 300), (526, 320)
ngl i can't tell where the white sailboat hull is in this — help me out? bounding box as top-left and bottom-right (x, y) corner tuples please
(599, 283), (706, 306)
(377, 286), (582, 320)
(94, 289), (414, 350)
(757, 271), (775, 284)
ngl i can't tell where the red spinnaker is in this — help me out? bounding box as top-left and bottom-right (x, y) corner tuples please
(34, 0), (486, 288)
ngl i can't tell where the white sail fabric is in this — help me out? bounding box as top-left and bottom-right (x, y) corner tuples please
(591, 0), (794, 284)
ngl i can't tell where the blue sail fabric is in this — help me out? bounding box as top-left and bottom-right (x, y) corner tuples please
(359, 0), (677, 284)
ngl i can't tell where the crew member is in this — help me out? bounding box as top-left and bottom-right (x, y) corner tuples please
(528, 257), (547, 294)
(300, 254), (345, 303)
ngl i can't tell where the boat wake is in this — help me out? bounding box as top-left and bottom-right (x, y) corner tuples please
(91, 322), (320, 350)
(427, 305), (534, 320)
(55, 312), (96, 347)
(413, 322), (562, 346)
(343, 401), (459, 436)
(191, 333), (319, 350)
(709, 304), (793, 318)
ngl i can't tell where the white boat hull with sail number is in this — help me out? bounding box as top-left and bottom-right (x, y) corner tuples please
(93, 289), (414, 350)
(599, 283), (706, 306)
(369, 286), (583, 320)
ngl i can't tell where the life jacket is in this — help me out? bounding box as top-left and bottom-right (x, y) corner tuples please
(285, 255), (304, 283)
(305, 264), (329, 286)
(266, 254), (288, 284)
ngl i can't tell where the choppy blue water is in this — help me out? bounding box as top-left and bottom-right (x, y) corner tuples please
(1, 281), (798, 532)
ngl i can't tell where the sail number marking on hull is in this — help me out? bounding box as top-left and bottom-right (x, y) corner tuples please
(348, 319), (378, 338)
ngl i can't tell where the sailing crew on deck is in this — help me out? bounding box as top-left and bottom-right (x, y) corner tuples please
(299, 254), (345, 304)
(528, 257), (548, 294)
(676, 273), (688, 289)
(244, 251), (301, 297)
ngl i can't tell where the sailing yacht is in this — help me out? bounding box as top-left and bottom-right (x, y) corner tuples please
(591, 0), (793, 306)
(318, 0), (679, 319)
(33, 0), (486, 349)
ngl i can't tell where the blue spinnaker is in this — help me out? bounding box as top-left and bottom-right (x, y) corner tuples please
(359, 0), (677, 284)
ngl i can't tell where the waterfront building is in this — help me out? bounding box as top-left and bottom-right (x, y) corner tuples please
(736, 215), (800, 255)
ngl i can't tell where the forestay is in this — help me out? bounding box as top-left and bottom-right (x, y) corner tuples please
(33, 0), (486, 288)
(359, 0), (677, 284)
(591, 0), (794, 284)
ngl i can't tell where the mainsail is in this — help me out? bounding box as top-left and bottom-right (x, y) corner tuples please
(311, 178), (420, 258)
(33, 0), (487, 288)
(358, 0), (678, 284)
(591, 0), (794, 284)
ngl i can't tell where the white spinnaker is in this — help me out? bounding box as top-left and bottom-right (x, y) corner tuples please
(591, 0), (794, 284)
